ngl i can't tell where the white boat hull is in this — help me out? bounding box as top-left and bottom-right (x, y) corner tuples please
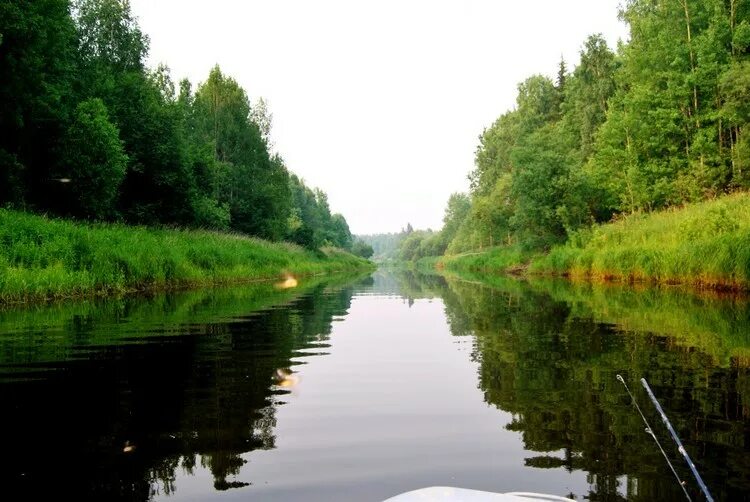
(384, 487), (576, 502)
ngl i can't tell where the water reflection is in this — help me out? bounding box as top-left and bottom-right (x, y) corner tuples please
(0, 275), (366, 499)
(0, 270), (748, 501)
(431, 271), (750, 501)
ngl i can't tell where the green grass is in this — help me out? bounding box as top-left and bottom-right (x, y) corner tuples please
(440, 245), (537, 275)
(0, 209), (373, 303)
(531, 192), (750, 290)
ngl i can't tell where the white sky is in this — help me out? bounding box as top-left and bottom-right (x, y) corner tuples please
(130, 0), (628, 235)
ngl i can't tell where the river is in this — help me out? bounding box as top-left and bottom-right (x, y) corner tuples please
(1, 270), (748, 501)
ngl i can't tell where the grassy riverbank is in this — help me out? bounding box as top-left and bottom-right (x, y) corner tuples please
(441, 192), (750, 291)
(0, 209), (373, 303)
(441, 246), (535, 275)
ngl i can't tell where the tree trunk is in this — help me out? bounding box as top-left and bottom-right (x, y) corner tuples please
(626, 130), (637, 213)
(678, 0), (699, 122)
(730, 0), (737, 57)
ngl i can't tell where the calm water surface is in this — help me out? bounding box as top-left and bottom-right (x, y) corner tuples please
(1, 271), (749, 501)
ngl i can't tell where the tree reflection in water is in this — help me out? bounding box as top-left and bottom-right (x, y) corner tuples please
(0, 275), (365, 500)
(413, 270), (750, 502)
(1, 270), (749, 501)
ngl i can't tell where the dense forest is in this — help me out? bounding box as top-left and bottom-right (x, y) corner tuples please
(0, 0), (370, 254)
(400, 0), (750, 261)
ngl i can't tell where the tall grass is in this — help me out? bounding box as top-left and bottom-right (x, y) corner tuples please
(531, 192), (750, 290)
(0, 209), (373, 303)
(440, 245), (537, 274)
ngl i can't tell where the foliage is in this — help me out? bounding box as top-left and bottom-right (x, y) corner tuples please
(441, 246), (536, 275)
(0, 0), (78, 208)
(440, 192), (471, 247)
(287, 174), (352, 250)
(435, 0), (750, 274)
(0, 0), (356, 254)
(351, 239), (374, 259)
(532, 192), (750, 290)
(0, 209), (373, 303)
(356, 232), (407, 262)
(60, 98), (127, 218)
(395, 192), (472, 262)
(190, 66), (290, 239)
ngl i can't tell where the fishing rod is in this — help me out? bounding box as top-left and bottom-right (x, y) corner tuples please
(640, 378), (714, 502)
(616, 374), (692, 501)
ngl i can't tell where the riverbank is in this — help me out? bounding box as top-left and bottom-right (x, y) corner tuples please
(0, 209), (374, 304)
(440, 192), (750, 292)
(441, 246), (536, 276)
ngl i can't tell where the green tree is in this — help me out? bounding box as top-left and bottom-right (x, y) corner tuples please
(441, 193), (471, 244)
(250, 97), (273, 147)
(351, 240), (374, 259)
(193, 66), (291, 239)
(398, 231), (429, 261)
(286, 174), (352, 250)
(0, 0), (78, 208)
(516, 75), (560, 132)
(510, 124), (575, 248)
(176, 77), (231, 229)
(288, 174), (320, 248)
(356, 232), (407, 261)
(561, 34), (617, 160)
(328, 213), (353, 249)
(720, 60), (750, 186)
(0, 0), (357, 247)
(74, 0), (148, 74)
(588, 0), (740, 211)
(61, 98), (127, 218)
(115, 67), (196, 224)
(448, 176), (515, 254)
(73, 0), (197, 224)
(469, 111), (520, 196)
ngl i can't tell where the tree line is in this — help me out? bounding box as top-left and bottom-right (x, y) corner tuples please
(356, 224), (414, 262)
(0, 0), (370, 254)
(400, 0), (750, 260)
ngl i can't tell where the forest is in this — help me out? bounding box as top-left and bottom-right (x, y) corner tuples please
(0, 0), (371, 255)
(399, 0), (750, 268)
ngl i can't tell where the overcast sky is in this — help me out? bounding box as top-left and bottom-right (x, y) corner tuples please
(130, 0), (628, 235)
